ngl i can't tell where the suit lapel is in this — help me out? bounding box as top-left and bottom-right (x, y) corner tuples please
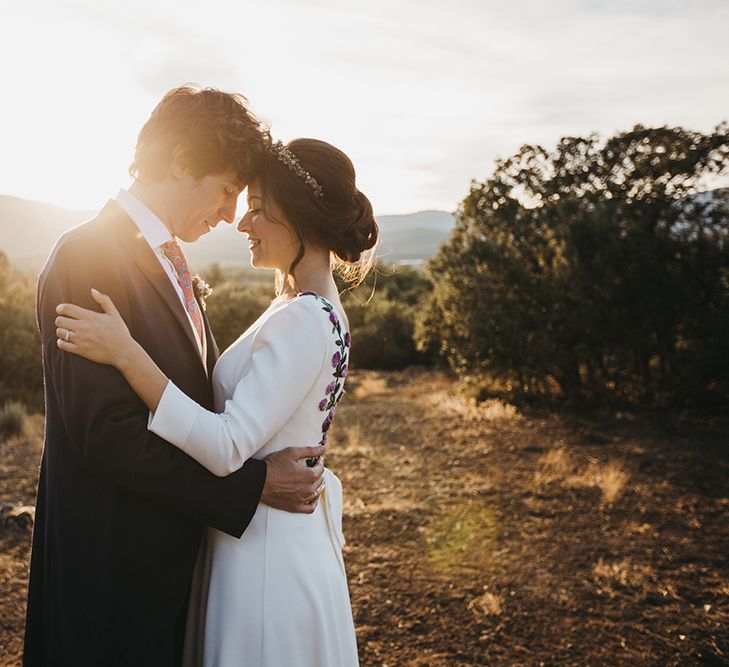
(200, 302), (219, 377)
(100, 201), (206, 371)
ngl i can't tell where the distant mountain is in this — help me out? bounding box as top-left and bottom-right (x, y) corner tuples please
(184, 208), (457, 270)
(0, 196), (95, 270)
(375, 210), (455, 266)
(0, 195), (456, 272)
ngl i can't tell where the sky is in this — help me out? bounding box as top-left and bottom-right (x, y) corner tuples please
(1, 0), (728, 215)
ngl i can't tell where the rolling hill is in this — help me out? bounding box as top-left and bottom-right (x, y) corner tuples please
(0, 195), (455, 272)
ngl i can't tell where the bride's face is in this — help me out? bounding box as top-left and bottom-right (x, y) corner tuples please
(238, 180), (301, 272)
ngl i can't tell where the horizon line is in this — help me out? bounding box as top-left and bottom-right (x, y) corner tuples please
(0, 192), (455, 220)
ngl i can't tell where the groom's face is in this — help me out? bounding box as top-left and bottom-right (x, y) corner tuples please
(172, 171), (244, 242)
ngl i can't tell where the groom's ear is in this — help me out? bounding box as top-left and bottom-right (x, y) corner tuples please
(170, 145), (193, 180)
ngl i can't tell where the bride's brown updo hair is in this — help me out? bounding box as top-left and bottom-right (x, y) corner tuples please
(257, 138), (378, 287)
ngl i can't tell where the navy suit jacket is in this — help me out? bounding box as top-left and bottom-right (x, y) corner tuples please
(24, 201), (267, 666)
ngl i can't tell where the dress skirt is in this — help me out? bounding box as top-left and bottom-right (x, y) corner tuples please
(182, 469), (358, 667)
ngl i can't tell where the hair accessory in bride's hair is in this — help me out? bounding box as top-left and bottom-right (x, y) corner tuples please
(270, 140), (324, 198)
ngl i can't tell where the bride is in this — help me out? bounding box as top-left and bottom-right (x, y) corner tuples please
(53, 138), (378, 666)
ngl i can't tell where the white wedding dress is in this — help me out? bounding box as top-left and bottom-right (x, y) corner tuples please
(147, 292), (358, 666)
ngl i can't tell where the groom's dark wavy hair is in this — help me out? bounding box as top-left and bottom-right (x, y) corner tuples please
(129, 85), (270, 184)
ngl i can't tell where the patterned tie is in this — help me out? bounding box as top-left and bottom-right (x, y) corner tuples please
(161, 240), (204, 344)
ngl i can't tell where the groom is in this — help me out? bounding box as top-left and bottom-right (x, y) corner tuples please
(24, 86), (326, 666)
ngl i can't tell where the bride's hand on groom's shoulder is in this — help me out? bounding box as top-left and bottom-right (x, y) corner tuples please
(55, 288), (134, 369)
(261, 445), (327, 514)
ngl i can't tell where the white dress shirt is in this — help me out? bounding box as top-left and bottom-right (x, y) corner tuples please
(116, 188), (207, 360)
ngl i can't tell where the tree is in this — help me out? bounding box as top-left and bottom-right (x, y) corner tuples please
(417, 124), (729, 405)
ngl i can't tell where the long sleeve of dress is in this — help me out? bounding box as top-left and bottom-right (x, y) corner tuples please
(148, 297), (329, 476)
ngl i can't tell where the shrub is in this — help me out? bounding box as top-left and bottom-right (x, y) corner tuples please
(0, 401), (27, 440)
(341, 265), (436, 370)
(203, 279), (274, 352)
(0, 251), (43, 409)
(204, 264), (438, 371)
(344, 293), (426, 370)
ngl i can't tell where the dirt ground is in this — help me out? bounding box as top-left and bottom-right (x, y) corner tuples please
(1, 370), (728, 666)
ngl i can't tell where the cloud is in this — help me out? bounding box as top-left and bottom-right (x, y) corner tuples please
(1, 0), (728, 213)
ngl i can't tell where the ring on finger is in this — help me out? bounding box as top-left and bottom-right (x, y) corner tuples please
(65, 329), (71, 342)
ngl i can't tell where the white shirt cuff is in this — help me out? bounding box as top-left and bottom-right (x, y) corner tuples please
(147, 380), (197, 450)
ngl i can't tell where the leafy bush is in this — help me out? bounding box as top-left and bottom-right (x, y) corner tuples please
(202, 264), (436, 371)
(203, 279), (274, 352)
(341, 265), (435, 370)
(0, 252), (43, 409)
(344, 293), (425, 369)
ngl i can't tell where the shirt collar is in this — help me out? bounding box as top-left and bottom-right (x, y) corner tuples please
(116, 188), (174, 250)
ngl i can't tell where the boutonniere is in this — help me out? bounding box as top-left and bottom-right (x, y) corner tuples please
(192, 274), (213, 310)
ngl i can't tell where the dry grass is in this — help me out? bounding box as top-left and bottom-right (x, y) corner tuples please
(468, 590), (503, 619)
(592, 557), (654, 597)
(3, 371), (728, 667)
(569, 459), (630, 505)
(535, 447), (629, 504)
(534, 446), (573, 485)
(429, 393), (519, 422)
(351, 374), (389, 399)
(480, 399), (519, 421)
(336, 423), (375, 457)
(625, 521), (655, 537)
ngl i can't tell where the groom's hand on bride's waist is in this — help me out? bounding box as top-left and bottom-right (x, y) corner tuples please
(260, 446), (326, 514)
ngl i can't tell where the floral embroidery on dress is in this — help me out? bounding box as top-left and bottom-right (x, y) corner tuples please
(298, 292), (351, 460)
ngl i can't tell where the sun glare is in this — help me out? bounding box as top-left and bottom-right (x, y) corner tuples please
(1, 1), (728, 214)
